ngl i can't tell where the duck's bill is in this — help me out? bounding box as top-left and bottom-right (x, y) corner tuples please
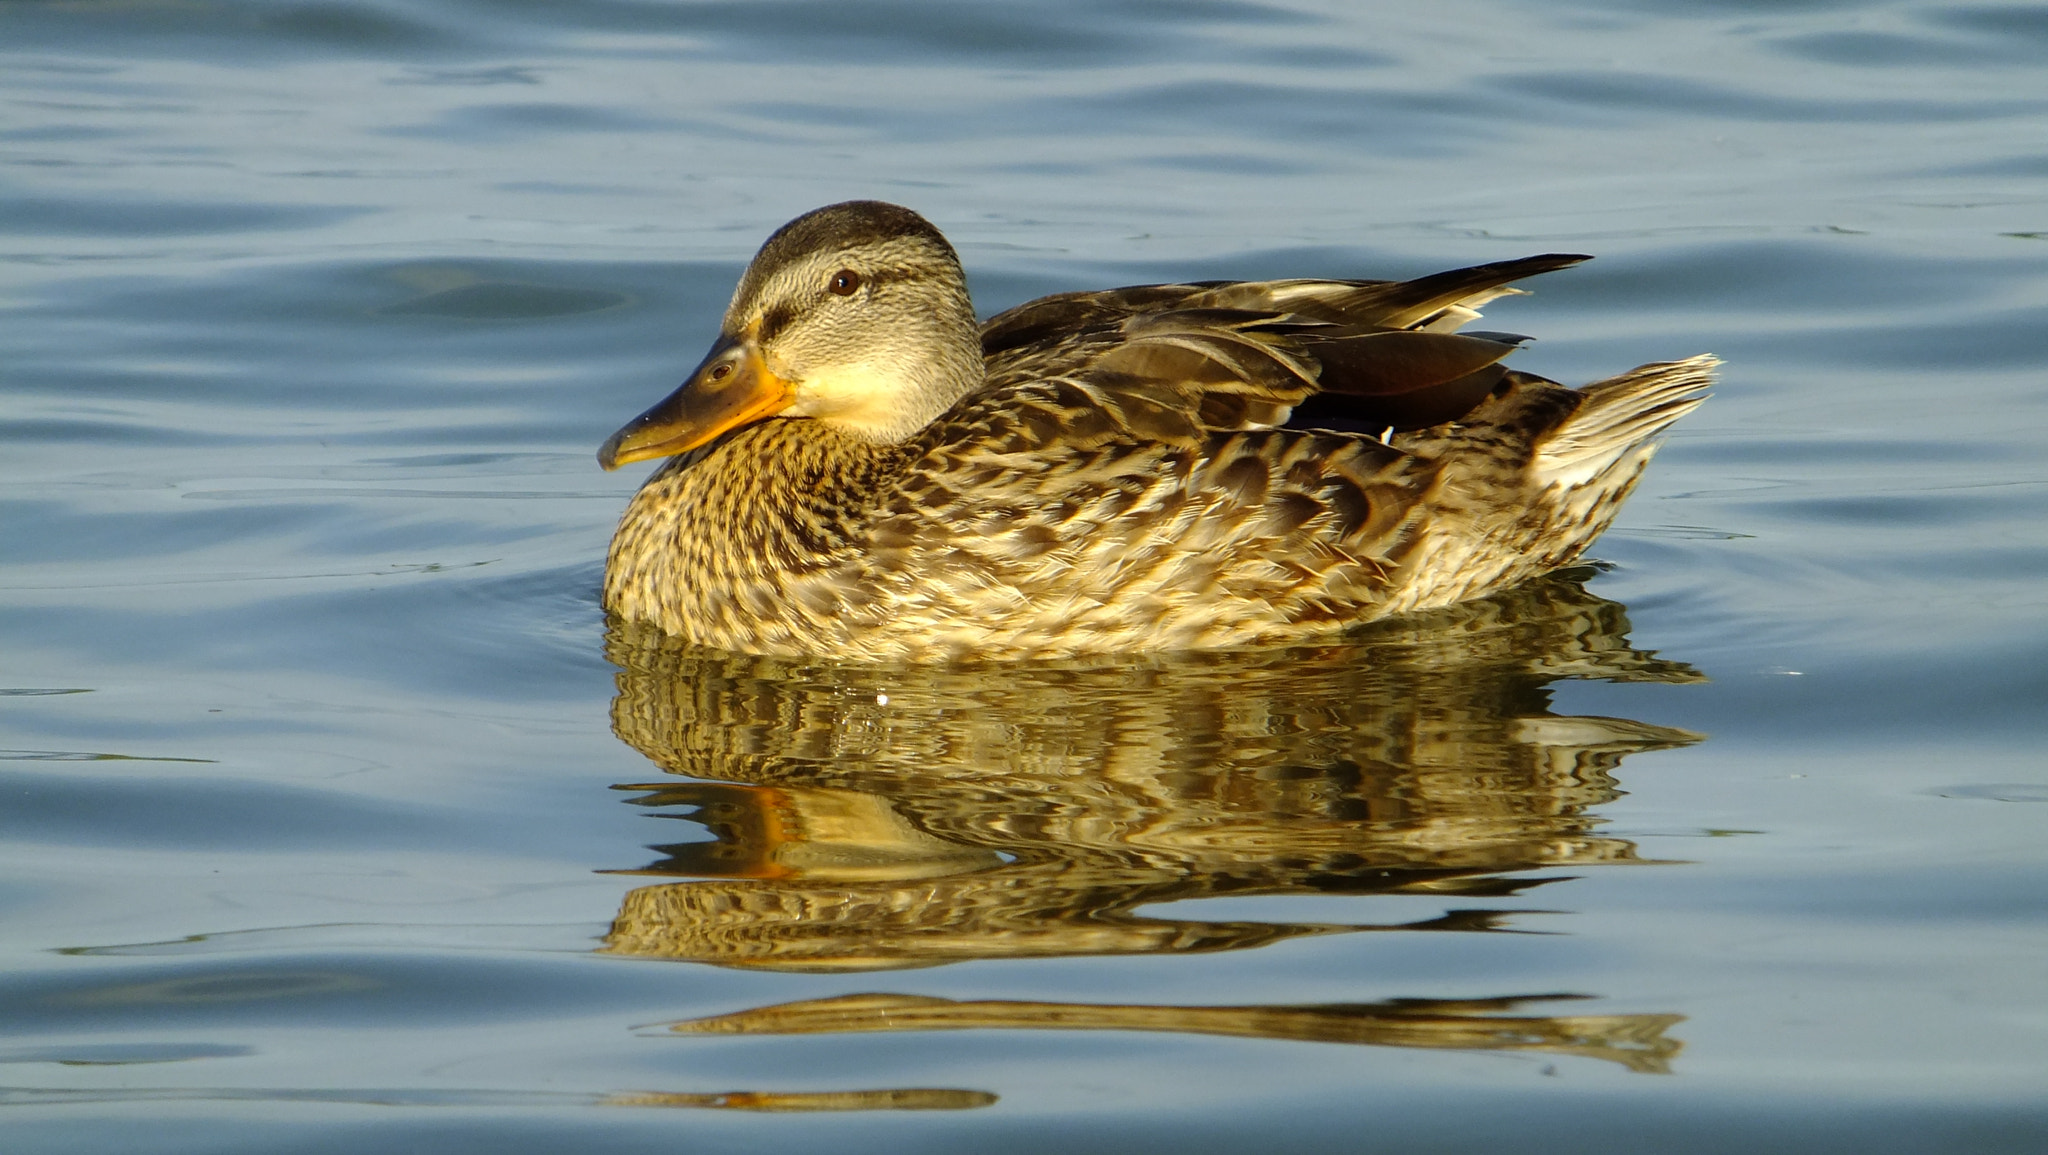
(599, 332), (795, 470)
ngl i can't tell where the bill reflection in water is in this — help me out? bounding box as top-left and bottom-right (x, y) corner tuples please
(595, 570), (1703, 1084)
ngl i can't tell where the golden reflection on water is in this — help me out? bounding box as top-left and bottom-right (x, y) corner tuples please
(664, 992), (1683, 1076)
(595, 1087), (999, 1112)
(601, 569), (1702, 1080)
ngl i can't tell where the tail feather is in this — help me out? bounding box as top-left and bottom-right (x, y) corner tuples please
(1534, 355), (1717, 491)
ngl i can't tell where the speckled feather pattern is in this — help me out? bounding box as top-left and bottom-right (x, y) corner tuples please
(604, 287), (1714, 660)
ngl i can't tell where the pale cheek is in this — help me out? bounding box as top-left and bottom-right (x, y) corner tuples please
(789, 363), (910, 437)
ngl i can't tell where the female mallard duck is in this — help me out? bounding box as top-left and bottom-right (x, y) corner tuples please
(600, 201), (1713, 662)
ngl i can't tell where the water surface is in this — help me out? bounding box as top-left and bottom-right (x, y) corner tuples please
(4, 2), (2046, 1152)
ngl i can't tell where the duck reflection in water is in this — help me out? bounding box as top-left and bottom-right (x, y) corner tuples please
(601, 570), (1701, 1076)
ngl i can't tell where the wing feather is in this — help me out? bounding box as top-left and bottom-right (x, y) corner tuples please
(978, 254), (1589, 438)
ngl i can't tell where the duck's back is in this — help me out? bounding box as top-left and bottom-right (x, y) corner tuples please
(852, 362), (1710, 660)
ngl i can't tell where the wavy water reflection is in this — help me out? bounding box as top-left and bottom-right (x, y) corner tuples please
(601, 570), (1699, 1074)
(666, 992), (1684, 1076)
(0, 1084), (996, 1113)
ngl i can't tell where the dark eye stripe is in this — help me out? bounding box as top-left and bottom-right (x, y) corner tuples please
(756, 303), (797, 344)
(860, 268), (912, 291)
(753, 268), (918, 342)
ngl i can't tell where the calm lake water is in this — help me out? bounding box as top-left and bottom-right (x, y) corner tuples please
(4, 2), (2046, 1152)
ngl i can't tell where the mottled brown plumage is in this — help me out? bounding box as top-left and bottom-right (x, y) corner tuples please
(600, 201), (1714, 660)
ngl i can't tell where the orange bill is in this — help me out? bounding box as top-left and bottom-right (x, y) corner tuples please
(598, 329), (794, 470)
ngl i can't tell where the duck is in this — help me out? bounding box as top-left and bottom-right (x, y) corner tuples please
(599, 200), (1713, 662)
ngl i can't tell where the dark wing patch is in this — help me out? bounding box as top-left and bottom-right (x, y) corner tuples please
(972, 254), (1590, 448)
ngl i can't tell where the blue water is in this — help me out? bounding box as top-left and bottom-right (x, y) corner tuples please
(4, 2), (2047, 1152)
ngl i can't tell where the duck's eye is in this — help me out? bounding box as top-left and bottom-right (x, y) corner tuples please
(827, 269), (862, 296)
(708, 360), (734, 382)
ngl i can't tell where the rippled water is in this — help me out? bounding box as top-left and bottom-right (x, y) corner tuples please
(5, 2), (2047, 1152)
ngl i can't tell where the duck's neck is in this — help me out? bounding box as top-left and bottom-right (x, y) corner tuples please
(888, 333), (985, 438)
(603, 419), (907, 650)
(785, 325), (984, 444)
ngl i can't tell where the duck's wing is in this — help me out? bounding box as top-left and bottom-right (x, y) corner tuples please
(872, 396), (1446, 654)
(853, 256), (1683, 655)
(977, 254), (1591, 437)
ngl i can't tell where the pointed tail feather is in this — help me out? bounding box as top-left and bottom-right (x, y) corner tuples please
(1534, 355), (1717, 492)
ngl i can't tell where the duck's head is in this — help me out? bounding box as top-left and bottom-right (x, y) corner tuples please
(599, 201), (983, 470)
